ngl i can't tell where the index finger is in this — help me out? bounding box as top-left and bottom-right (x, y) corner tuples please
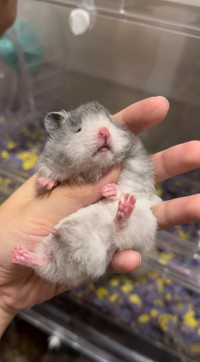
(114, 96), (169, 134)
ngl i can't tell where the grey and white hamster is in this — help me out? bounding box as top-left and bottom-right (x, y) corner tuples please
(11, 102), (160, 287)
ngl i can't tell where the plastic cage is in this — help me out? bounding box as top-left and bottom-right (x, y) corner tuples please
(1, 0), (200, 361)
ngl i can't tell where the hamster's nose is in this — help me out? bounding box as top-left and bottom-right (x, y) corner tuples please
(98, 127), (110, 140)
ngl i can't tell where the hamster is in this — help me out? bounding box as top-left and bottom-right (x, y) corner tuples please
(11, 101), (160, 287)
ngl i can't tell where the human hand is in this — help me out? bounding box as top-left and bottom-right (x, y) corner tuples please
(1, 96), (200, 336)
(115, 96), (200, 231)
(0, 166), (122, 336)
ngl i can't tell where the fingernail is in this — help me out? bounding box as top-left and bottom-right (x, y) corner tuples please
(135, 251), (141, 266)
(156, 96), (170, 110)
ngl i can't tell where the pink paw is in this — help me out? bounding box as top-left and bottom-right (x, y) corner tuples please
(11, 246), (46, 267)
(11, 246), (30, 264)
(102, 183), (120, 199)
(114, 193), (136, 224)
(37, 177), (58, 190)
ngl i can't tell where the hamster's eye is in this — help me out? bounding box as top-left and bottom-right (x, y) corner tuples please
(76, 128), (82, 133)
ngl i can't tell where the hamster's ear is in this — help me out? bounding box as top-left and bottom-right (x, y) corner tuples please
(44, 111), (68, 135)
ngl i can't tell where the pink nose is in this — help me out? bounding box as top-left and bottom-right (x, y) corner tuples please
(98, 127), (110, 139)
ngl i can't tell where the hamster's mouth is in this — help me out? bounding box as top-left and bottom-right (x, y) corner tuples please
(93, 143), (111, 156)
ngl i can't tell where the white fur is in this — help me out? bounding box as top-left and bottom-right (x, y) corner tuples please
(33, 102), (160, 286)
(36, 194), (158, 286)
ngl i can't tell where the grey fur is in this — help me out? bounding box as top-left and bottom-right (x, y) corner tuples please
(36, 102), (133, 183)
(35, 102), (160, 286)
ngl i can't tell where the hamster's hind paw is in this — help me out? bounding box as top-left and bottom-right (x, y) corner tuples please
(11, 246), (48, 268)
(114, 193), (136, 225)
(37, 177), (58, 190)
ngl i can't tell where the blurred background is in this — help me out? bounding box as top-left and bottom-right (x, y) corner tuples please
(0, 1), (200, 361)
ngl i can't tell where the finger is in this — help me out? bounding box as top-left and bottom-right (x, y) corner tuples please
(107, 250), (141, 273)
(57, 165), (121, 209)
(153, 194), (200, 230)
(152, 141), (200, 182)
(28, 166), (121, 226)
(114, 96), (169, 134)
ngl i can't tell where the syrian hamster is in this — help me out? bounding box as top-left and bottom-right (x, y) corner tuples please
(11, 102), (160, 287)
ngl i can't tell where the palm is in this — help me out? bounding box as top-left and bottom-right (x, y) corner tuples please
(1, 97), (200, 315)
(1, 267), (59, 311)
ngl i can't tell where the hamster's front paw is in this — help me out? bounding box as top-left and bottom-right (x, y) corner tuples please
(37, 177), (58, 190)
(102, 183), (121, 199)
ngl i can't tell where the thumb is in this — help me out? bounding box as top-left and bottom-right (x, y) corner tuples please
(77, 165), (121, 207)
(31, 166), (121, 224)
(55, 165), (121, 210)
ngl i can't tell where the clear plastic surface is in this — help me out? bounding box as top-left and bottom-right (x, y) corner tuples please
(1, 0), (200, 360)
(0, 62), (17, 114)
(35, 0), (200, 35)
